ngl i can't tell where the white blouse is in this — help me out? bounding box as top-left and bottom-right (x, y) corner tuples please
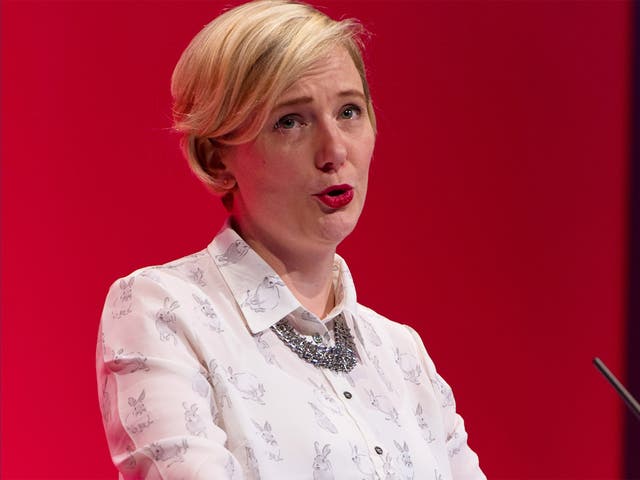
(97, 223), (486, 480)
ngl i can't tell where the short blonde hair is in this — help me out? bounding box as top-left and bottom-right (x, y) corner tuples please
(171, 0), (375, 195)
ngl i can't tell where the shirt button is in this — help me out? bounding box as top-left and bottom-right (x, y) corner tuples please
(312, 333), (323, 344)
(343, 391), (352, 399)
(374, 446), (383, 455)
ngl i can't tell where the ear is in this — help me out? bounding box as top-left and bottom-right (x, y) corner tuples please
(196, 138), (236, 191)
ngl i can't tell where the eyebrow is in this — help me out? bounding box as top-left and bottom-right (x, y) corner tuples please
(273, 89), (366, 110)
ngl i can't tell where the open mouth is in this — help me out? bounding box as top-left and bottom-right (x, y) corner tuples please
(326, 188), (346, 197)
(314, 185), (354, 209)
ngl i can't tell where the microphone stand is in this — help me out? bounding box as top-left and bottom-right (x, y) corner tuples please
(593, 357), (640, 422)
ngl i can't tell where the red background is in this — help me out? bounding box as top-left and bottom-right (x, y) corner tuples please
(1, 1), (631, 478)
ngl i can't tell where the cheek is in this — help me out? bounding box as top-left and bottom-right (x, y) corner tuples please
(358, 134), (375, 177)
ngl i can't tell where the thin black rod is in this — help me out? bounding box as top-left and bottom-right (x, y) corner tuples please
(593, 357), (640, 422)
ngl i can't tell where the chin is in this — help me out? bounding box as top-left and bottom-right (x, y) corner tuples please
(316, 211), (360, 246)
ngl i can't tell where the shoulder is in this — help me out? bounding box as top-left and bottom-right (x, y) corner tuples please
(107, 249), (214, 293)
(355, 302), (438, 376)
(101, 248), (225, 320)
(355, 302), (416, 342)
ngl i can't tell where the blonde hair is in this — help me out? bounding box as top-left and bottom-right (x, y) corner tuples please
(171, 0), (375, 196)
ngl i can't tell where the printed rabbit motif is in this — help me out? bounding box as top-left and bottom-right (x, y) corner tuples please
(251, 419), (283, 461)
(111, 348), (150, 374)
(183, 402), (208, 437)
(430, 375), (455, 408)
(350, 444), (377, 479)
(122, 444), (137, 470)
(147, 439), (189, 468)
(209, 359), (232, 409)
(155, 297), (180, 346)
(393, 440), (414, 480)
(368, 390), (400, 426)
(254, 331), (280, 367)
(242, 275), (285, 312)
(192, 367), (211, 398)
(99, 329), (110, 357)
(188, 266), (206, 287)
(193, 293), (223, 332)
(111, 278), (134, 319)
(227, 366), (266, 404)
(415, 403), (436, 443)
(125, 390), (153, 434)
(312, 442), (334, 480)
(191, 365), (221, 423)
(308, 402), (338, 434)
(372, 355), (395, 392)
(394, 348), (422, 385)
(216, 239), (250, 266)
(308, 378), (342, 415)
(245, 446), (261, 479)
(446, 430), (462, 458)
(359, 318), (382, 346)
(383, 452), (396, 480)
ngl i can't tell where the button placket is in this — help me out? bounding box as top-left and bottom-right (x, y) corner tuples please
(322, 376), (390, 477)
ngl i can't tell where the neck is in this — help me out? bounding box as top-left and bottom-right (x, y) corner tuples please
(231, 218), (337, 319)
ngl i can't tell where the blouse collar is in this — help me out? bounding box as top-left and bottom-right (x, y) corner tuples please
(207, 221), (358, 335)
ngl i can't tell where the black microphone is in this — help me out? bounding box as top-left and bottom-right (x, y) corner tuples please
(593, 357), (640, 422)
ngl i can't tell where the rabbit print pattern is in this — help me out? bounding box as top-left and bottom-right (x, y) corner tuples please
(431, 375), (455, 408)
(308, 402), (338, 434)
(147, 439), (189, 468)
(382, 441), (414, 480)
(368, 389), (400, 426)
(245, 446), (262, 479)
(191, 367), (212, 399)
(242, 275), (285, 312)
(210, 360), (232, 409)
(253, 331), (281, 367)
(111, 278), (134, 319)
(215, 239), (250, 266)
(125, 390), (153, 434)
(193, 293), (223, 332)
(227, 366), (266, 404)
(97, 223), (486, 479)
(312, 442), (334, 480)
(155, 297), (180, 346)
(188, 266), (206, 287)
(351, 444), (378, 480)
(415, 403), (436, 443)
(183, 402), (208, 437)
(111, 348), (150, 375)
(394, 348), (422, 385)
(252, 419), (283, 461)
(122, 445), (137, 471)
(308, 378), (343, 416)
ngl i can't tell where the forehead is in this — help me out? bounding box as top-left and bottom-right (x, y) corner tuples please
(277, 47), (364, 102)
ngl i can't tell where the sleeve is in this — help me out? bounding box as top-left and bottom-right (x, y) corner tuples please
(404, 325), (487, 480)
(96, 273), (244, 479)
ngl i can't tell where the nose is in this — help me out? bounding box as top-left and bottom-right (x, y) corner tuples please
(314, 121), (347, 173)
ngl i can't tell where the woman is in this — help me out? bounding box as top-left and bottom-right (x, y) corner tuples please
(97, 1), (486, 478)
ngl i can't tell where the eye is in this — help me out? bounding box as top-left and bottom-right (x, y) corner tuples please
(274, 115), (305, 131)
(340, 104), (362, 120)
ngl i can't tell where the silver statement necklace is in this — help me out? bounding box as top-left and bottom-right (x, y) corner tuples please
(270, 313), (358, 373)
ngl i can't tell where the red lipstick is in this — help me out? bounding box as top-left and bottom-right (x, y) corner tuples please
(314, 184), (354, 209)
